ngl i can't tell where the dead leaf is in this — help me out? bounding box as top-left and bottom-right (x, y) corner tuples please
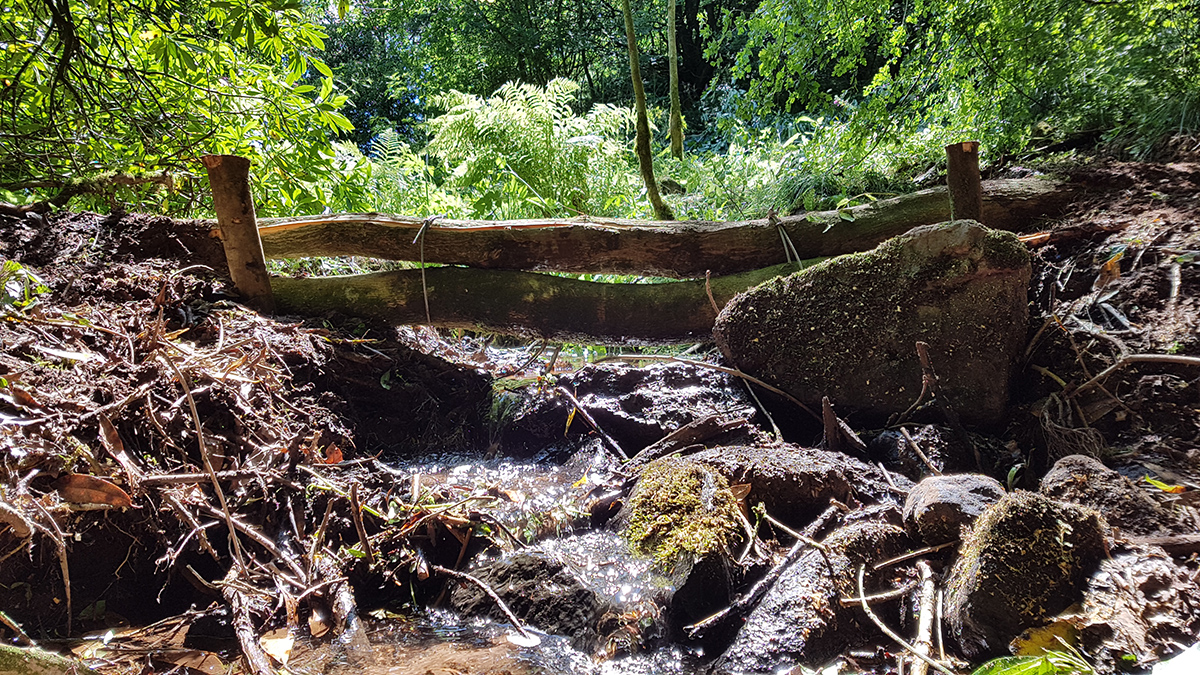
(167, 649), (227, 675)
(54, 474), (133, 508)
(259, 628), (293, 666)
(1093, 250), (1124, 290)
(323, 445), (343, 464)
(729, 483), (752, 500)
(8, 385), (42, 410)
(308, 610), (331, 638)
(99, 415), (143, 485)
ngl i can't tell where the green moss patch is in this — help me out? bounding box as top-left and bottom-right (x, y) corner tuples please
(622, 457), (743, 564)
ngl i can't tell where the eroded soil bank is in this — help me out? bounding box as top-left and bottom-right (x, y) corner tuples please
(1, 159), (1199, 675)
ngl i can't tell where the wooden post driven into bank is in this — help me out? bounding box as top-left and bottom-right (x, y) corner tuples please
(945, 141), (982, 222)
(201, 154), (275, 313)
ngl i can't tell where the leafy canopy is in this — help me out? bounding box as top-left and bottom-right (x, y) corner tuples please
(0, 0), (357, 215)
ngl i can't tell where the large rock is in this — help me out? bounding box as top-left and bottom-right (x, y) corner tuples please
(449, 552), (609, 650)
(1040, 454), (1192, 536)
(946, 491), (1108, 657)
(504, 362), (758, 457)
(713, 221), (1030, 427)
(903, 474), (1006, 545)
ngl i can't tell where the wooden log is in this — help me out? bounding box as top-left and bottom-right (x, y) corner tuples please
(202, 155), (275, 313)
(945, 141), (983, 222)
(256, 178), (1078, 279)
(271, 262), (809, 344)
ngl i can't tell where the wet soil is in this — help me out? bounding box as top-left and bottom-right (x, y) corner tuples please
(2, 157), (1199, 673)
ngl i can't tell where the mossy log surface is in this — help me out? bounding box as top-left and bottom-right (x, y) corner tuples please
(272, 262), (805, 344)
(256, 178), (1077, 278)
(0, 644), (101, 675)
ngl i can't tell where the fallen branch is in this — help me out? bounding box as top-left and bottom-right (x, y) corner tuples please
(221, 568), (275, 675)
(431, 564), (537, 643)
(256, 179), (1078, 278)
(856, 564), (957, 675)
(684, 503), (842, 639)
(910, 560), (938, 675)
(1072, 353), (1200, 397)
(271, 262), (803, 344)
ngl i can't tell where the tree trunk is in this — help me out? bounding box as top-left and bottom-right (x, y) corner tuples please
(271, 262), (808, 344)
(668, 0), (683, 159)
(621, 0), (674, 220)
(256, 178), (1079, 278)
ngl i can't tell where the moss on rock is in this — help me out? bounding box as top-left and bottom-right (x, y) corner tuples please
(713, 220), (1031, 427)
(621, 456), (743, 564)
(945, 490), (1108, 658)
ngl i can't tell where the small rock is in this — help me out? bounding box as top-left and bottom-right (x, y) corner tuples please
(1040, 454), (1191, 536)
(711, 514), (912, 674)
(903, 474), (1006, 545)
(946, 491), (1108, 657)
(713, 221), (1031, 427)
(449, 552), (609, 651)
(686, 443), (909, 530)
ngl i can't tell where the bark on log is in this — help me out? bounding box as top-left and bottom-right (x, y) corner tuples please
(272, 262), (808, 344)
(255, 178), (1078, 278)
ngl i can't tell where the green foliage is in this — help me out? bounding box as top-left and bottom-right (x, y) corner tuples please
(0, 0), (359, 215)
(0, 260), (49, 312)
(718, 0), (1200, 162)
(971, 649), (1093, 675)
(425, 79), (639, 218)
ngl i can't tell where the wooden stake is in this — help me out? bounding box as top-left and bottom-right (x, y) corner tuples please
(945, 141), (982, 222)
(201, 155), (275, 313)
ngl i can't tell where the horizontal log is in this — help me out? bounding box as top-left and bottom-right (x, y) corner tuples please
(271, 262), (812, 344)
(255, 178), (1079, 278)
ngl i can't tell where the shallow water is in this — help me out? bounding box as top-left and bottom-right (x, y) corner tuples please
(288, 444), (719, 674)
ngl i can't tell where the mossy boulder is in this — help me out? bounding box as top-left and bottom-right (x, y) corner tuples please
(619, 456), (744, 564)
(946, 491), (1108, 657)
(713, 220), (1030, 427)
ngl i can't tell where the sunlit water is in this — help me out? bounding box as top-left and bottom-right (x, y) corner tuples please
(295, 446), (704, 674)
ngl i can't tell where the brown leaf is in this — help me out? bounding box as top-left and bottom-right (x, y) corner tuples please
(166, 649), (227, 675)
(54, 474), (133, 508)
(729, 483), (752, 500)
(9, 385), (41, 410)
(99, 415), (143, 485)
(323, 445), (343, 464)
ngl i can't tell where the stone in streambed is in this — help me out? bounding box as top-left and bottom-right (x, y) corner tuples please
(903, 473), (1006, 545)
(945, 491), (1108, 658)
(713, 220), (1030, 427)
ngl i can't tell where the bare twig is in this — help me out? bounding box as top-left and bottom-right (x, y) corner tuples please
(705, 270), (720, 315)
(915, 342), (980, 471)
(349, 482), (375, 565)
(872, 542), (957, 571)
(856, 564), (957, 675)
(555, 386), (628, 459)
(431, 564), (536, 642)
(1072, 353), (1200, 397)
(839, 580), (919, 607)
(900, 427), (942, 476)
(911, 560), (937, 675)
(161, 353), (248, 569)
